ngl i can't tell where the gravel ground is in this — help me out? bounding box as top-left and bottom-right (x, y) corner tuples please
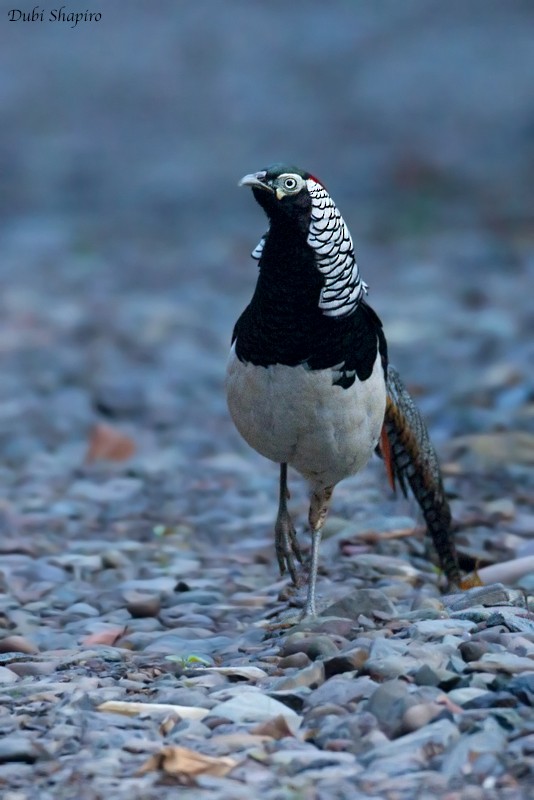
(1, 3), (534, 798)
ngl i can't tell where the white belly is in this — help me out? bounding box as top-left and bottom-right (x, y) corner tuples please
(225, 345), (386, 488)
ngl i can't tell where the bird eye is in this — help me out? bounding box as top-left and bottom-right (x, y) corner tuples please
(274, 173), (304, 199)
(283, 177), (298, 191)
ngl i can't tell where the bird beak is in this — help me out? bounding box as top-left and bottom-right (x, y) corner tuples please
(238, 171), (274, 192)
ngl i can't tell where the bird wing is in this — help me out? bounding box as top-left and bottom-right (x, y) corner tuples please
(380, 364), (461, 586)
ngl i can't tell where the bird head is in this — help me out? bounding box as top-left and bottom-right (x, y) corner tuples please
(239, 164), (366, 317)
(239, 164), (323, 230)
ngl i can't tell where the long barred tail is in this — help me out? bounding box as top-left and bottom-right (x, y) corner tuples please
(382, 364), (461, 586)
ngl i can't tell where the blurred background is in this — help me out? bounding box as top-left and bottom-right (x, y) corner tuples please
(0, 0), (533, 518)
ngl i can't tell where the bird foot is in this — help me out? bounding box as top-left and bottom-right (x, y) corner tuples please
(298, 605), (317, 621)
(274, 509), (302, 585)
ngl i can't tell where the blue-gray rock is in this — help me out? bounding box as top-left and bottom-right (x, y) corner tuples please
(320, 588), (397, 620)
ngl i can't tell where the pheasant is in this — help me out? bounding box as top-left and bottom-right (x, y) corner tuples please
(226, 164), (460, 617)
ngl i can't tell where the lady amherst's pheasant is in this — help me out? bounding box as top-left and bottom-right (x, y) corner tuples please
(226, 164), (460, 617)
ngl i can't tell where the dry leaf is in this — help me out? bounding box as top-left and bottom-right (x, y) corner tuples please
(85, 423), (136, 463)
(97, 700), (209, 719)
(251, 714), (295, 740)
(460, 560), (484, 590)
(82, 627), (127, 646)
(137, 745), (237, 779)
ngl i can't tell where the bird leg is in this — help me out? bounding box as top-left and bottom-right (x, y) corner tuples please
(303, 485), (334, 618)
(274, 463), (302, 584)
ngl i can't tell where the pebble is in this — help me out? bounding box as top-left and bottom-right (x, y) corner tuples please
(125, 594), (161, 618)
(323, 646), (369, 678)
(440, 717), (508, 777)
(458, 640), (493, 662)
(168, 590), (222, 606)
(402, 701), (444, 732)
(365, 679), (417, 736)
(345, 552), (421, 580)
(66, 603), (100, 617)
(7, 661), (57, 677)
(277, 652), (312, 670)
(466, 653), (534, 674)
(0, 636), (39, 655)
(364, 653), (424, 681)
(269, 747), (357, 771)
(447, 687), (489, 706)
(413, 664), (460, 689)
(0, 667), (19, 684)
(209, 692), (302, 734)
(0, 737), (41, 764)
(360, 718), (460, 768)
(119, 577), (179, 594)
(408, 618), (477, 639)
(321, 588), (397, 620)
(270, 661), (325, 691)
(69, 478), (144, 505)
(443, 584), (524, 611)
(505, 673), (534, 704)
(144, 633), (233, 656)
(306, 676), (376, 710)
(279, 634), (340, 661)
(288, 615), (355, 638)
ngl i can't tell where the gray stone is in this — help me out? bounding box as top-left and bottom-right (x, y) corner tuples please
(321, 588), (397, 620)
(0, 737), (42, 764)
(0, 636), (39, 655)
(267, 689), (311, 713)
(458, 640), (492, 662)
(270, 747), (357, 772)
(0, 666), (19, 684)
(364, 653), (423, 681)
(408, 618), (477, 639)
(278, 652), (312, 670)
(168, 590), (222, 606)
(440, 717), (507, 777)
(289, 615), (355, 638)
(119, 577), (178, 594)
(360, 718), (460, 766)
(323, 646), (369, 678)
(466, 652), (534, 674)
(92, 379), (147, 416)
(270, 661), (325, 691)
(484, 609), (534, 635)
(125, 593), (161, 618)
(279, 633), (340, 661)
(413, 664), (460, 689)
(144, 633), (233, 656)
(402, 701), (444, 732)
(447, 687), (489, 706)
(306, 675), (376, 709)
(209, 691), (302, 733)
(442, 583), (525, 611)
(365, 679), (417, 736)
(314, 710), (387, 755)
(505, 673), (534, 704)
(69, 477), (143, 504)
(66, 602), (100, 617)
